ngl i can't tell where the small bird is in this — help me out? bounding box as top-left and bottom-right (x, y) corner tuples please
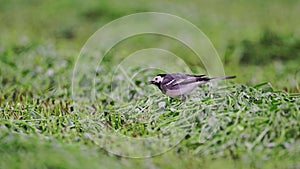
(149, 73), (236, 101)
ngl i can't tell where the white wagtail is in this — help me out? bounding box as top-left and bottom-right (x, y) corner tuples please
(149, 73), (236, 101)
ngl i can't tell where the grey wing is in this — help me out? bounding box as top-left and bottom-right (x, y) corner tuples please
(162, 74), (209, 90)
(166, 74), (209, 85)
(161, 74), (187, 86)
(160, 74), (185, 92)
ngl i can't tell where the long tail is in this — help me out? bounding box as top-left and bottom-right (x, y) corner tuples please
(195, 75), (236, 84)
(209, 75), (236, 81)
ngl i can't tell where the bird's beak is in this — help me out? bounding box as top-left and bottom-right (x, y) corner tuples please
(149, 80), (154, 84)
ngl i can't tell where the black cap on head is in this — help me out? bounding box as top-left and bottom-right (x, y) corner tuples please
(157, 74), (166, 77)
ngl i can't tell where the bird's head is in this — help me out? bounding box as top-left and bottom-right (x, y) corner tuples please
(149, 74), (165, 85)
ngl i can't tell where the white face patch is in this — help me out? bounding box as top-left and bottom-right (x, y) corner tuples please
(152, 76), (163, 83)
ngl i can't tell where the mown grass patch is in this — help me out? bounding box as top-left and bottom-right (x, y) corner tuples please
(1, 63), (299, 167)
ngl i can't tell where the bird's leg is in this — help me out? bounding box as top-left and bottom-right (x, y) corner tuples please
(180, 95), (186, 102)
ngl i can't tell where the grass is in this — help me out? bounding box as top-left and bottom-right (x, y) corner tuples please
(1, 55), (300, 167)
(1, 0), (300, 168)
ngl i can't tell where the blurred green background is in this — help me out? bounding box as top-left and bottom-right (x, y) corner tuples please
(0, 0), (300, 169)
(1, 0), (300, 91)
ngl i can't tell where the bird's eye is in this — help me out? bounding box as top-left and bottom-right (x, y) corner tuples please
(155, 77), (158, 81)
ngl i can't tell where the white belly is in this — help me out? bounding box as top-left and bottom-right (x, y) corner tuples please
(165, 83), (199, 98)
